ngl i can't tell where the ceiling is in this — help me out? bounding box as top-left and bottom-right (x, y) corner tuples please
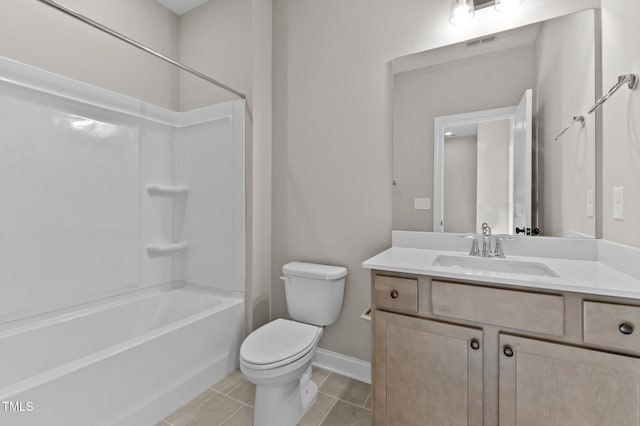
(445, 122), (479, 138)
(156, 0), (209, 16)
(156, 0), (493, 18)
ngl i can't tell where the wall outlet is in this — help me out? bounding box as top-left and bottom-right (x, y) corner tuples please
(586, 190), (594, 217)
(613, 186), (624, 220)
(414, 197), (431, 210)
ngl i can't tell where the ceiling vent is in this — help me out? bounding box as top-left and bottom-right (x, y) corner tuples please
(473, 0), (496, 10)
(466, 36), (497, 48)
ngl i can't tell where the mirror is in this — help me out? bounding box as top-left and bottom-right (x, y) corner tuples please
(392, 9), (599, 238)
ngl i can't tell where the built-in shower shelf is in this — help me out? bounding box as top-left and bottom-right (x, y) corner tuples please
(146, 242), (189, 256)
(146, 184), (189, 197)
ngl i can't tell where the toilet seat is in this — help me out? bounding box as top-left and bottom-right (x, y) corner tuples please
(241, 319), (322, 370)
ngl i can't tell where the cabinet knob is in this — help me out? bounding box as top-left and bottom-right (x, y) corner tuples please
(390, 290), (399, 299)
(503, 346), (514, 357)
(619, 323), (634, 335)
(470, 339), (480, 350)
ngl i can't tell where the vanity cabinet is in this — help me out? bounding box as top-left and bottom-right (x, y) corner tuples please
(371, 273), (640, 426)
(374, 310), (483, 426)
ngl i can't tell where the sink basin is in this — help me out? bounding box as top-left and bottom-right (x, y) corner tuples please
(432, 255), (559, 278)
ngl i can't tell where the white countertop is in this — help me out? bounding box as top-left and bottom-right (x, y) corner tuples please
(363, 246), (640, 299)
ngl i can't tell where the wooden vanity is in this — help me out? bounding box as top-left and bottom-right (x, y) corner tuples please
(371, 271), (640, 426)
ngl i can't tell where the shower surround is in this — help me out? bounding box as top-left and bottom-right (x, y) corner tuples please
(0, 56), (245, 425)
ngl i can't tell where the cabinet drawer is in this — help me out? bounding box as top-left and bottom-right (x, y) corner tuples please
(584, 301), (640, 353)
(374, 275), (418, 313)
(432, 281), (564, 336)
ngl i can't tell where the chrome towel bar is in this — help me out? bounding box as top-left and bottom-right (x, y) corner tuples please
(554, 115), (585, 142)
(555, 73), (638, 141)
(588, 73), (639, 115)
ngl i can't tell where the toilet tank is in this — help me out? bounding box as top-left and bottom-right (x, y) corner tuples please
(282, 262), (347, 326)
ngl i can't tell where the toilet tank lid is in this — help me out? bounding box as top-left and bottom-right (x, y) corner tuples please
(283, 262), (348, 280)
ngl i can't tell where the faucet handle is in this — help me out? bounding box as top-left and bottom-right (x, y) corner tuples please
(491, 235), (515, 258)
(461, 234), (480, 256)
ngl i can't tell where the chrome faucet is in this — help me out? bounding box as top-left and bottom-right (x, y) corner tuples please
(481, 223), (492, 257)
(462, 223), (514, 258)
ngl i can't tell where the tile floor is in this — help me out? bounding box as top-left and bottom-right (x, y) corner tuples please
(158, 367), (371, 426)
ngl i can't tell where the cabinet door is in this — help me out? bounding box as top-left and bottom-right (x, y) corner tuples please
(373, 310), (483, 426)
(499, 334), (640, 426)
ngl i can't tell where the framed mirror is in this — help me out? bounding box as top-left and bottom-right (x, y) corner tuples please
(392, 9), (599, 238)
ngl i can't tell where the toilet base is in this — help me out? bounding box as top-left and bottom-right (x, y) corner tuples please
(252, 366), (318, 426)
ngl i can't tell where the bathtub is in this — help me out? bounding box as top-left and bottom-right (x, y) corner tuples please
(0, 283), (244, 426)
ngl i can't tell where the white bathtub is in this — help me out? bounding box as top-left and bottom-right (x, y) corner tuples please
(0, 283), (244, 426)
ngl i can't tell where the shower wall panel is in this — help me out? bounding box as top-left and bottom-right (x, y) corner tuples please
(0, 57), (245, 324)
(178, 116), (238, 290)
(0, 81), (141, 322)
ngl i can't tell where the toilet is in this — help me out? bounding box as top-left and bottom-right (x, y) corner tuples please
(240, 262), (347, 426)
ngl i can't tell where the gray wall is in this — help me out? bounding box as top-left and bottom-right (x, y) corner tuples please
(536, 10), (597, 238)
(602, 0), (640, 248)
(444, 135), (477, 233)
(393, 47), (536, 232)
(0, 0), (179, 110)
(178, 0), (252, 110)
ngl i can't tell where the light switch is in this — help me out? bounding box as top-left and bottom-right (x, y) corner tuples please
(586, 190), (594, 217)
(414, 198), (431, 210)
(613, 186), (624, 220)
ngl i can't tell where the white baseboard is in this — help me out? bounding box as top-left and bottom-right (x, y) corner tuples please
(313, 348), (371, 384)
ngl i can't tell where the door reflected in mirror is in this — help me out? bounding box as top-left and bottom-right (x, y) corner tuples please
(436, 90), (532, 235)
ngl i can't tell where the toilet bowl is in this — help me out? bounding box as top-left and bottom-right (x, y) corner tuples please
(239, 262), (347, 426)
(240, 319), (323, 426)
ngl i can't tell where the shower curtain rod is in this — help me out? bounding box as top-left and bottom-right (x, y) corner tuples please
(36, 0), (247, 100)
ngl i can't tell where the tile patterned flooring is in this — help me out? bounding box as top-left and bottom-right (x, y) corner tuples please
(159, 367), (371, 426)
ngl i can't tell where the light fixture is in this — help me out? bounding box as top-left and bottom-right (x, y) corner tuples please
(445, 131), (455, 137)
(449, 0), (475, 25)
(495, 0), (524, 12)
